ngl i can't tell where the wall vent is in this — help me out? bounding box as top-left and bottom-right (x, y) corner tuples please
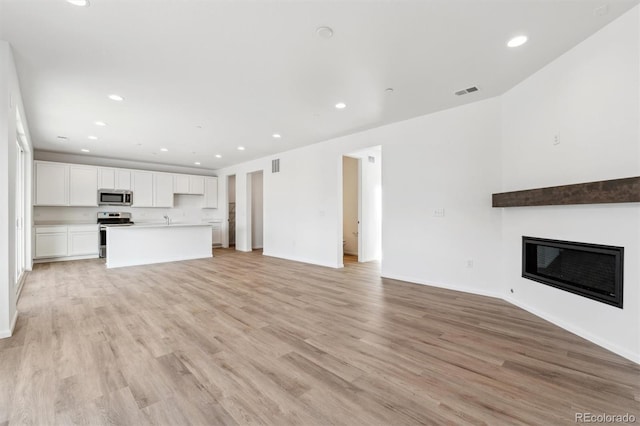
(272, 158), (280, 173)
(455, 86), (479, 96)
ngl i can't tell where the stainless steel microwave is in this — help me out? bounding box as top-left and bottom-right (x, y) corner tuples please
(98, 190), (133, 206)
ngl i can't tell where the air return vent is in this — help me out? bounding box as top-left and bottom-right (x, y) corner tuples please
(272, 158), (280, 173)
(455, 86), (479, 96)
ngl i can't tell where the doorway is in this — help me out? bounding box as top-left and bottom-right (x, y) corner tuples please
(249, 171), (264, 251)
(228, 175), (236, 247)
(342, 146), (382, 263)
(342, 157), (359, 259)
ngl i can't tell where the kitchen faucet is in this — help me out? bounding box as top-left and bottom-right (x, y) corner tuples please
(163, 214), (170, 225)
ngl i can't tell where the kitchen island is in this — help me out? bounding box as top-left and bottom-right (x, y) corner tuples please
(106, 223), (212, 268)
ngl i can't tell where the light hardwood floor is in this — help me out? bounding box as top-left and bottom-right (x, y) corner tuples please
(1, 249), (638, 425)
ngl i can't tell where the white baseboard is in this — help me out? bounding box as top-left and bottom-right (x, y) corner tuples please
(381, 272), (501, 299)
(0, 311), (18, 339)
(262, 251), (342, 269)
(16, 272), (27, 300)
(504, 296), (640, 364)
(33, 254), (99, 264)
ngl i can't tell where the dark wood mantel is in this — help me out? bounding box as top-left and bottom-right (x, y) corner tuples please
(492, 176), (640, 207)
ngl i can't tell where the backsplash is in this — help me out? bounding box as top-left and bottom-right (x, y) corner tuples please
(34, 194), (217, 224)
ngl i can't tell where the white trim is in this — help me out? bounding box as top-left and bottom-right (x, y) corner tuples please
(33, 254), (99, 264)
(0, 311), (19, 339)
(262, 251), (342, 269)
(381, 272), (502, 299)
(504, 296), (640, 364)
(16, 271), (27, 300)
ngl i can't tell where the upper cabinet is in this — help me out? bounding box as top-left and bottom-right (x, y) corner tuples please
(132, 171), (153, 207)
(35, 161), (97, 207)
(35, 160), (218, 209)
(98, 168), (131, 190)
(203, 177), (218, 209)
(35, 162), (68, 206)
(69, 165), (98, 206)
(153, 173), (174, 208)
(98, 168), (115, 189)
(174, 174), (205, 195)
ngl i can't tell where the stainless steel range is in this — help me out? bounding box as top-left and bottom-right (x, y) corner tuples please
(98, 212), (134, 258)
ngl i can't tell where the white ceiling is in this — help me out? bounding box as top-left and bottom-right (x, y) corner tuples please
(1, 0), (637, 169)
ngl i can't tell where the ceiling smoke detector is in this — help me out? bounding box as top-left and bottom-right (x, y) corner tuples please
(316, 26), (334, 39)
(454, 86), (479, 96)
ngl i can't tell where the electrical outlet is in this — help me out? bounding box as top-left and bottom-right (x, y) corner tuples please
(553, 134), (560, 145)
(466, 259), (474, 268)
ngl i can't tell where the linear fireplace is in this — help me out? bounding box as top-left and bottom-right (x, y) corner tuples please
(522, 237), (624, 308)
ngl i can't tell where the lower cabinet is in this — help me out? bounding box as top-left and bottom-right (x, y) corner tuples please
(35, 226), (68, 258)
(68, 225), (99, 256)
(35, 225), (99, 260)
(211, 222), (222, 246)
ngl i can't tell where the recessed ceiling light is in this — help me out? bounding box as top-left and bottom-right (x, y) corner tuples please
(215, 154), (222, 158)
(57, 136), (68, 140)
(88, 135), (98, 140)
(108, 94), (124, 102)
(272, 133), (281, 139)
(66, 0), (89, 6)
(237, 146), (245, 151)
(335, 102), (346, 109)
(194, 162), (201, 165)
(81, 148), (90, 153)
(316, 26), (334, 39)
(160, 148), (168, 152)
(94, 121), (107, 126)
(385, 88), (394, 93)
(507, 35), (528, 48)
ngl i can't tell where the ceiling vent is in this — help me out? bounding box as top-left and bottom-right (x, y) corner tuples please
(455, 86), (479, 96)
(272, 158), (280, 173)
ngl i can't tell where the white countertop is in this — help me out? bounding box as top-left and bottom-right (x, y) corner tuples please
(115, 222), (212, 229)
(34, 221), (97, 226)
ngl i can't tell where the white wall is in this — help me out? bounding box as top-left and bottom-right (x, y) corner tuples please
(500, 7), (640, 362)
(0, 41), (34, 338)
(214, 97), (503, 285)
(251, 171), (263, 249)
(342, 156), (358, 255)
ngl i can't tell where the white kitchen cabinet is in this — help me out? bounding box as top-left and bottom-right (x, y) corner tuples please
(34, 226), (68, 258)
(116, 170), (131, 190)
(69, 165), (98, 206)
(174, 174), (190, 194)
(98, 168), (116, 189)
(203, 177), (218, 208)
(100, 168), (131, 191)
(190, 176), (205, 195)
(174, 175), (205, 195)
(132, 171), (154, 207)
(35, 161), (68, 206)
(211, 222), (222, 246)
(153, 173), (174, 207)
(67, 225), (99, 256)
